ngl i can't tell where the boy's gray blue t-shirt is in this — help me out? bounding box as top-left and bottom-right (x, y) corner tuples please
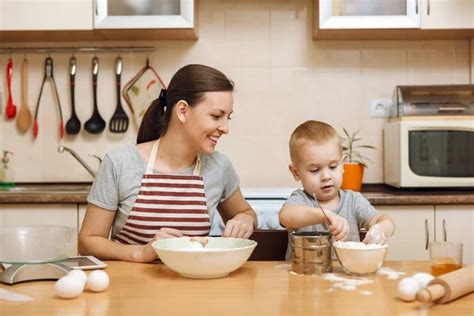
(284, 188), (379, 259)
(87, 144), (240, 238)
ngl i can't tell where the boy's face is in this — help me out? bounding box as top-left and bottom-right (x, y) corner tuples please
(289, 140), (343, 202)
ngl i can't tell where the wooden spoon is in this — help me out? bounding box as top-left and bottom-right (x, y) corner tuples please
(16, 57), (32, 132)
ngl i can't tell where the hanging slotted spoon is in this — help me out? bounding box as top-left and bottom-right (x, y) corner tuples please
(109, 56), (129, 133)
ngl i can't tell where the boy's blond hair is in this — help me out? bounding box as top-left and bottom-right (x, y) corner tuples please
(289, 120), (342, 163)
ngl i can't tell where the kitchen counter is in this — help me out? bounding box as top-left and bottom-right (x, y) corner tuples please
(0, 183), (472, 205)
(0, 261), (472, 315)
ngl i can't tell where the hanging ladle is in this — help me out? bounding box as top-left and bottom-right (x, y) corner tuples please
(65, 56), (81, 135)
(84, 56), (105, 134)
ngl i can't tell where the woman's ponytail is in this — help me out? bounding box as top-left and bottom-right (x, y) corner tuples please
(136, 96), (166, 144)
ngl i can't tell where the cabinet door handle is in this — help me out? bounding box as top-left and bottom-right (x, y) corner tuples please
(425, 219), (429, 250)
(427, 0), (431, 15)
(95, 0), (99, 16)
(443, 219), (447, 242)
(415, 0), (418, 14)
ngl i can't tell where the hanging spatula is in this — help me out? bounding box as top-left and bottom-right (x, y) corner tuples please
(16, 57), (32, 132)
(109, 56), (128, 133)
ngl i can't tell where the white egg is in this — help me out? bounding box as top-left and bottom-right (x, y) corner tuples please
(55, 275), (85, 299)
(86, 270), (110, 292)
(411, 272), (434, 288)
(68, 269), (88, 286)
(398, 277), (421, 301)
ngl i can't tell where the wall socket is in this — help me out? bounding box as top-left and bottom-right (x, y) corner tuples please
(370, 99), (391, 118)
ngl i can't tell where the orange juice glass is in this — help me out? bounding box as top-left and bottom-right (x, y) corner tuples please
(429, 241), (463, 277)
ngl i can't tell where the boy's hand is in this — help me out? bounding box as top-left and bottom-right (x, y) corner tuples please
(363, 224), (386, 245)
(326, 212), (349, 241)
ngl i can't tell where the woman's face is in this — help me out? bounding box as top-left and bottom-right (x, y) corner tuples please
(184, 91), (234, 154)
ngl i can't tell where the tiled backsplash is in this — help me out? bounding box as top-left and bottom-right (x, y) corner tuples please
(0, 0), (472, 186)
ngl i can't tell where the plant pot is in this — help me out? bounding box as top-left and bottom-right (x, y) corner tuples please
(342, 163), (364, 192)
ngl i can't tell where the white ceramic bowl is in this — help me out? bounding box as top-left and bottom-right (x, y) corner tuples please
(333, 241), (388, 276)
(152, 237), (257, 279)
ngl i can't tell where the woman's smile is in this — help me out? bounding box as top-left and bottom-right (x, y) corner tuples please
(208, 135), (219, 146)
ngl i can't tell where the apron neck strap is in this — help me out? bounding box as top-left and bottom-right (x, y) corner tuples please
(145, 140), (202, 176)
(193, 155), (202, 176)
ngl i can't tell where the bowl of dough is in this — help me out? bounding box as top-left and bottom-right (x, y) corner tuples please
(333, 241), (388, 276)
(152, 237), (257, 279)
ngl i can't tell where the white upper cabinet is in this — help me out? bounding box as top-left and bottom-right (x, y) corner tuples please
(0, 0), (195, 31)
(319, 0), (421, 29)
(0, 0), (93, 31)
(319, 0), (473, 30)
(421, 0), (474, 29)
(94, 0), (195, 29)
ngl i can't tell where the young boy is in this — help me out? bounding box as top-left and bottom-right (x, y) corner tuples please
(279, 120), (395, 255)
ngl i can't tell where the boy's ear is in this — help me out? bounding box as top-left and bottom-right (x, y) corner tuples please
(288, 163), (300, 181)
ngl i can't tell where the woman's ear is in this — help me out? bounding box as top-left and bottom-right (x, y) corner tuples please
(175, 100), (189, 123)
(288, 163), (300, 181)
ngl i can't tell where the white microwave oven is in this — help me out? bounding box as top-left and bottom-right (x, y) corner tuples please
(384, 118), (474, 188)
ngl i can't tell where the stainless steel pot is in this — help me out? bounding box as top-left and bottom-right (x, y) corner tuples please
(290, 231), (332, 275)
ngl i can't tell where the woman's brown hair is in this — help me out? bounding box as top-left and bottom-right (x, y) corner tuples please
(137, 64), (234, 144)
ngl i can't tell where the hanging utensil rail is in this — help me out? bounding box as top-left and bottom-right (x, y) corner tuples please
(0, 46), (154, 54)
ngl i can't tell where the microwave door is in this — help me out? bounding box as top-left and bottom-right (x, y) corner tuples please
(408, 130), (474, 178)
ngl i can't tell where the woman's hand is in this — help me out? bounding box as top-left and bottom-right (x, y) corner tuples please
(223, 213), (254, 239)
(132, 228), (183, 263)
(327, 212), (349, 241)
(153, 227), (183, 240)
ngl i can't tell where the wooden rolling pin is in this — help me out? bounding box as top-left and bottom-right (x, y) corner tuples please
(416, 265), (474, 304)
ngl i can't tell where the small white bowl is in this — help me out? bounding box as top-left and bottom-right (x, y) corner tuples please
(333, 241), (388, 276)
(152, 237), (257, 279)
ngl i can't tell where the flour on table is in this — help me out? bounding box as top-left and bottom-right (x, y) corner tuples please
(323, 273), (373, 292)
(273, 263), (291, 270)
(376, 267), (405, 280)
(0, 289), (33, 302)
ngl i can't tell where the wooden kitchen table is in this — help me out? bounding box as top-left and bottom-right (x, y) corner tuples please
(1, 261), (472, 316)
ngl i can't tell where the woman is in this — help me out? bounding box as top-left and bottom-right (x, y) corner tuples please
(79, 64), (257, 262)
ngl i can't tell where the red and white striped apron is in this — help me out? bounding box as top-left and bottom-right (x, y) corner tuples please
(113, 140), (210, 245)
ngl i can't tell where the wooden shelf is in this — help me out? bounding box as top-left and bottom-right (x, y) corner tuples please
(0, 28), (198, 42)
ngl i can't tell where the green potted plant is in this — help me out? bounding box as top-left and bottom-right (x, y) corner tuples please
(340, 129), (376, 192)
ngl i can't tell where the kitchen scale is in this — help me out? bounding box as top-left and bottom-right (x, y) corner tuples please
(0, 225), (74, 284)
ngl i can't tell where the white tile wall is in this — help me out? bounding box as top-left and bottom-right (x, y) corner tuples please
(0, 0), (472, 187)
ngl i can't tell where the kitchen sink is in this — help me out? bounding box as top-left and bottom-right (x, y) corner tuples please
(2, 184), (92, 193)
